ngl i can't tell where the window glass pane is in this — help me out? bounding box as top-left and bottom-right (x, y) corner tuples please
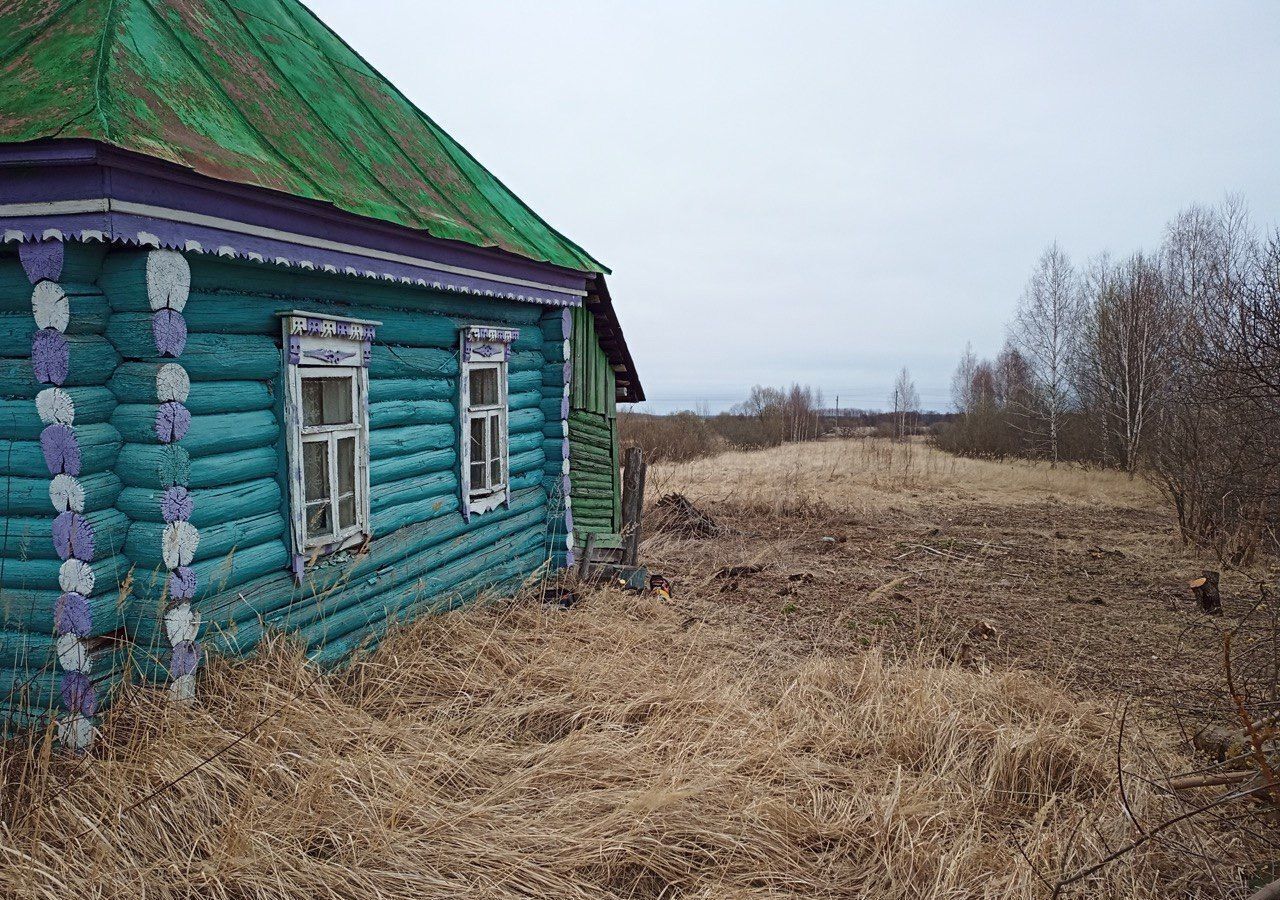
(470, 461), (486, 488)
(336, 437), (355, 494)
(303, 440), (330, 502)
(471, 367), (499, 406)
(470, 415), (487, 460)
(490, 416), (502, 485)
(303, 376), (353, 426)
(338, 495), (356, 530)
(306, 501), (332, 538)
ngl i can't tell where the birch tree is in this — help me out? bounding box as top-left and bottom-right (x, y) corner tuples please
(1077, 252), (1176, 473)
(1009, 242), (1081, 466)
(889, 367), (919, 441)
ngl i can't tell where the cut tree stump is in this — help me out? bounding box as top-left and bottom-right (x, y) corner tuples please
(1189, 570), (1222, 614)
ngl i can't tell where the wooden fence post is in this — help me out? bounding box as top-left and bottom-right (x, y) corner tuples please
(578, 532), (596, 581)
(621, 447), (647, 566)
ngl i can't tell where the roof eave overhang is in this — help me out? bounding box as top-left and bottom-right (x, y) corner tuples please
(584, 274), (645, 404)
(0, 139), (594, 307)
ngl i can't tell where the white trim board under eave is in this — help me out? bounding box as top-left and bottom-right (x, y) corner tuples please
(0, 198), (589, 298)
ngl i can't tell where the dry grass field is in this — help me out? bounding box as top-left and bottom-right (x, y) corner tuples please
(647, 439), (1272, 712)
(0, 438), (1272, 899)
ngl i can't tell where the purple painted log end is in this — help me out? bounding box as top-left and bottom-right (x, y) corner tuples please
(19, 240), (64, 284)
(52, 511), (95, 562)
(40, 424), (81, 477)
(561, 474), (570, 497)
(170, 640), (201, 677)
(560, 396), (569, 420)
(565, 548), (575, 569)
(155, 401), (191, 444)
(561, 307), (572, 340)
(31, 329), (69, 385)
(60, 671), (96, 716)
(168, 566), (198, 600)
(562, 360), (572, 382)
(152, 309), (187, 357)
(55, 592), (92, 637)
(161, 485), (194, 523)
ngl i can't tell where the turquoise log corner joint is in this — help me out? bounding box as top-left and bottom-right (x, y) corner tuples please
(0, 0), (643, 744)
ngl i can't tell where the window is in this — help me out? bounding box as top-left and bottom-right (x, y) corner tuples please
(460, 326), (519, 519)
(282, 312), (377, 569)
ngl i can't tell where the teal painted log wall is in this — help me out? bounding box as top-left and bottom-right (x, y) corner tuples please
(1, 244), (580, 715)
(110, 251), (574, 678)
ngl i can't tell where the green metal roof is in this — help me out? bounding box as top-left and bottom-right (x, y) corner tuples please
(0, 0), (606, 273)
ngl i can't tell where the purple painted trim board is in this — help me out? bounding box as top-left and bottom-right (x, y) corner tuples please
(0, 142), (591, 306)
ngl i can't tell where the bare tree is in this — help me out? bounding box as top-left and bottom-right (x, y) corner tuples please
(1009, 242), (1081, 466)
(951, 342), (978, 416)
(889, 367), (919, 441)
(1077, 251), (1177, 473)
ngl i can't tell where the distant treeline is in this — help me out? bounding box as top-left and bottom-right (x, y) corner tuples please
(620, 383), (957, 464)
(937, 196), (1280, 561)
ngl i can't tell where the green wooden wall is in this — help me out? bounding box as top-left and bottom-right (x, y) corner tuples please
(0, 244), (572, 724)
(568, 307), (621, 543)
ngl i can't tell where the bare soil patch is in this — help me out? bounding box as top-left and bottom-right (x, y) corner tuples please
(644, 439), (1275, 727)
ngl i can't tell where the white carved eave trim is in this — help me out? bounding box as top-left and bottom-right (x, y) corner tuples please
(0, 199), (588, 307)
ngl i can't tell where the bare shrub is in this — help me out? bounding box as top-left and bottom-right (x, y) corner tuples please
(617, 410), (725, 463)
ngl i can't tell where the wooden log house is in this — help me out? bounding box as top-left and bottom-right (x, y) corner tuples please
(0, 0), (643, 746)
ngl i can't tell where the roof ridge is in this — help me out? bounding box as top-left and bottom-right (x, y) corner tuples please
(92, 0), (120, 141)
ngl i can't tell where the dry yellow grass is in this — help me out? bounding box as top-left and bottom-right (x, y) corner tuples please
(0, 589), (1250, 899)
(649, 438), (1157, 517)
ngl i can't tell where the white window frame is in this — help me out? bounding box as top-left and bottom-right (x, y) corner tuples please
(281, 312), (378, 570)
(460, 325), (519, 519)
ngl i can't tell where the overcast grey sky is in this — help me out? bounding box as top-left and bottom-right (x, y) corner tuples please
(310, 1), (1280, 412)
